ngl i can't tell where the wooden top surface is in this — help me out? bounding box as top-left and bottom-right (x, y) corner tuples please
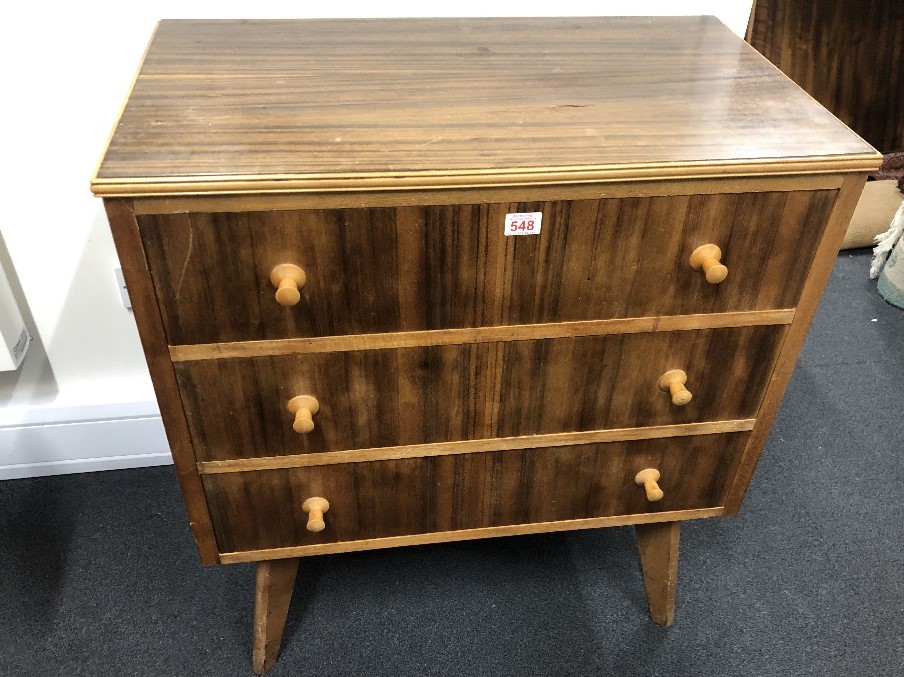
(92, 17), (880, 197)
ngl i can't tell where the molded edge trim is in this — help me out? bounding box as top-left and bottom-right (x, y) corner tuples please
(170, 310), (796, 362)
(91, 154), (882, 197)
(197, 419), (755, 474)
(218, 507), (724, 563)
(127, 174), (846, 214)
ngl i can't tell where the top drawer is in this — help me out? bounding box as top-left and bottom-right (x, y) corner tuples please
(139, 190), (836, 345)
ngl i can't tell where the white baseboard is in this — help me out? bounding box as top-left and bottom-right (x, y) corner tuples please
(0, 412), (172, 480)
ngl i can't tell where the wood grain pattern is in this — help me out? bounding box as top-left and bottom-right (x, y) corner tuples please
(635, 521), (681, 626)
(175, 326), (784, 461)
(203, 433), (747, 553)
(723, 174), (869, 513)
(141, 191), (834, 345)
(95, 18), (880, 669)
(252, 558), (299, 674)
(196, 420), (757, 474)
(91, 18), (878, 197)
(94, 159), (876, 197)
(219, 508), (723, 563)
(748, 0), (904, 153)
(103, 199), (220, 565)
(127, 174), (848, 215)
(169, 310), (795, 362)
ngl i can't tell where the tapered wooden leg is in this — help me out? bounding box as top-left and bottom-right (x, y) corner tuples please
(634, 521), (680, 627)
(253, 558), (300, 674)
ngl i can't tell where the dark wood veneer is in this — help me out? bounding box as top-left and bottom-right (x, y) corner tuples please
(92, 18), (879, 671)
(175, 326), (783, 460)
(141, 191), (834, 345)
(92, 17), (876, 195)
(748, 0), (904, 153)
(203, 433), (746, 553)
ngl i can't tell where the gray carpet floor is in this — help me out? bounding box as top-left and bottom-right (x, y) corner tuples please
(1, 250), (902, 677)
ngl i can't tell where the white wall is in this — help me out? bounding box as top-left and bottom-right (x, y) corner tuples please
(0, 1), (753, 478)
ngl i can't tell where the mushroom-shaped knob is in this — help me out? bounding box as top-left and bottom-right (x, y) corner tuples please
(635, 468), (664, 502)
(689, 244), (728, 284)
(270, 263), (307, 306)
(302, 497), (330, 533)
(287, 395), (319, 433)
(659, 369), (692, 406)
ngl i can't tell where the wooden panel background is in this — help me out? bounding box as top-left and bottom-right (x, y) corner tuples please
(175, 325), (784, 460)
(141, 190), (835, 345)
(204, 433), (746, 552)
(748, 0), (904, 153)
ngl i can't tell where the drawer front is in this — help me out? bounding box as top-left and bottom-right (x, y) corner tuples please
(141, 190), (835, 345)
(176, 325), (784, 461)
(203, 433), (746, 553)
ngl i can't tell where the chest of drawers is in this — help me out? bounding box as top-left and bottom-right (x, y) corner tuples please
(92, 17), (880, 673)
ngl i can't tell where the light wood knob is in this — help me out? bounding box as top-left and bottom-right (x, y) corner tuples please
(287, 395), (319, 433)
(689, 244), (728, 284)
(659, 369), (692, 406)
(270, 263), (306, 306)
(302, 497), (329, 533)
(635, 468), (664, 502)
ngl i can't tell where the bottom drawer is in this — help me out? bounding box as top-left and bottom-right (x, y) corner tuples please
(203, 433), (747, 555)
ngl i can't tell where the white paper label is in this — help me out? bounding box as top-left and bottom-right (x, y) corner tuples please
(13, 327), (30, 361)
(504, 212), (542, 236)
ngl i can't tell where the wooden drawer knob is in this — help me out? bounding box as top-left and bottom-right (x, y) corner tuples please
(287, 395), (319, 433)
(270, 263), (306, 306)
(689, 244), (728, 284)
(659, 369), (692, 406)
(635, 468), (664, 502)
(302, 497), (329, 533)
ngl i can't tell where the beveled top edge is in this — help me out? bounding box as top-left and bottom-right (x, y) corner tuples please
(90, 154), (881, 197)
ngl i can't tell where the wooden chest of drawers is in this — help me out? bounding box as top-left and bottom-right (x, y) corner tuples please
(92, 17), (880, 673)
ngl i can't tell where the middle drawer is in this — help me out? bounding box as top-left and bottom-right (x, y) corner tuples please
(175, 325), (784, 461)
